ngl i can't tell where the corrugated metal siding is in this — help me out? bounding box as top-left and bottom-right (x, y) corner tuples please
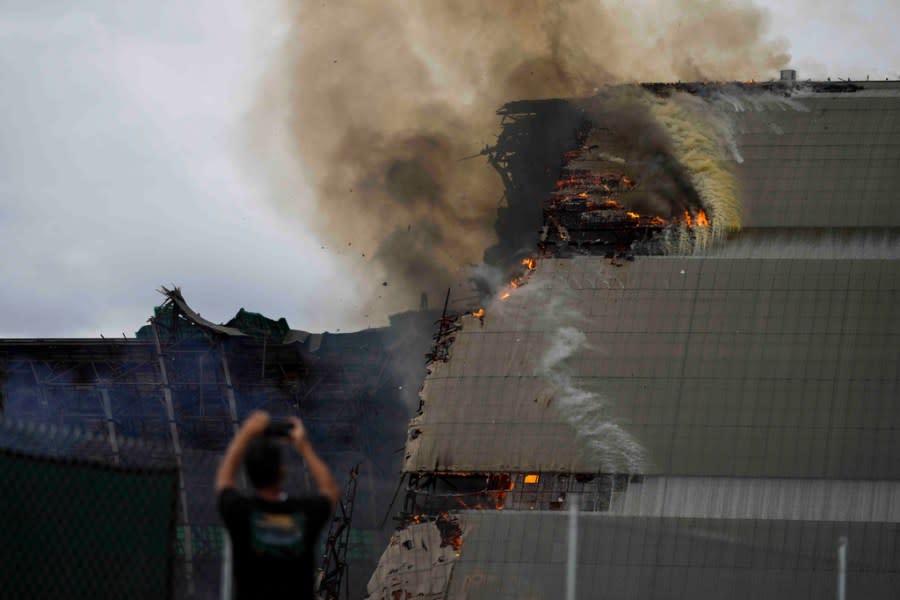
(406, 257), (900, 477)
(447, 512), (900, 600)
(736, 95), (900, 228)
(613, 477), (900, 522)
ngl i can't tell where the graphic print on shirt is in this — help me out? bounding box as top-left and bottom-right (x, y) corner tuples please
(250, 511), (307, 558)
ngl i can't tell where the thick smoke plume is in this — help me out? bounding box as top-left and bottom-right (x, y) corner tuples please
(255, 0), (789, 319)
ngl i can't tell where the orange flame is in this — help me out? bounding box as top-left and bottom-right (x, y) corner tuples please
(472, 308), (485, 319)
(680, 209), (710, 228)
(499, 291), (511, 300)
(626, 211), (640, 219)
(522, 257), (536, 270)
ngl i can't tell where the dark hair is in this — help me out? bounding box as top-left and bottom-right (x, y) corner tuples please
(244, 437), (283, 489)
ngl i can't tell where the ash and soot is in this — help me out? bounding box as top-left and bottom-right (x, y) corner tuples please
(255, 0), (789, 320)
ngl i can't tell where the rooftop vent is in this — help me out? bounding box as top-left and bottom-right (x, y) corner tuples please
(780, 69), (797, 82)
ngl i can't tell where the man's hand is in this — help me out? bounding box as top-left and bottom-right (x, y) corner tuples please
(288, 416), (308, 449)
(216, 410), (270, 492)
(288, 416), (340, 507)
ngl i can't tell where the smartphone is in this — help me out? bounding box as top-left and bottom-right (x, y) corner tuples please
(264, 420), (294, 438)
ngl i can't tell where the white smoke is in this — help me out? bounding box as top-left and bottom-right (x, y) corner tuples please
(530, 287), (646, 473)
(711, 88), (810, 113)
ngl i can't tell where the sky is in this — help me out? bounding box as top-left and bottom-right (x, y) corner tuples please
(1, 0), (898, 337)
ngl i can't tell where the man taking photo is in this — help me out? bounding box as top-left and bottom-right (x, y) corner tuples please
(216, 411), (339, 599)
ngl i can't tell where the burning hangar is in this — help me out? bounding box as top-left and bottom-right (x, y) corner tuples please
(367, 76), (900, 599)
(1, 74), (899, 599)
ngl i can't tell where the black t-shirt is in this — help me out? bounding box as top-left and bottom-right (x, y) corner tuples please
(217, 487), (331, 600)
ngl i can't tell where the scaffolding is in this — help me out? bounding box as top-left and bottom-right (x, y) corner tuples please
(317, 465), (360, 600)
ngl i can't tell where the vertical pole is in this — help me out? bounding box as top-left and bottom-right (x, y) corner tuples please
(220, 532), (233, 600)
(98, 388), (120, 464)
(837, 536), (847, 600)
(92, 361), (120, 464)
(151, 319), (194, 596)
(29, 361), (48, 407)
(260, 336), (267, 381)
(219, 344), (246, 595)
(220, 348), (240, 435)
(566, 500), (578, 600)
(441, 287), (450, 319)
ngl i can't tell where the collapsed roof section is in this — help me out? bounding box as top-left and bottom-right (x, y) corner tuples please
(486, 81), (900, 263)
(134, 286), (322, 349)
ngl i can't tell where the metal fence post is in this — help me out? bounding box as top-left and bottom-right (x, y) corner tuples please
(837, 536), (847, 600)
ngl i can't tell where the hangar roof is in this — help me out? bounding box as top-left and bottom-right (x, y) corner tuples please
(406, 257), (900, 478)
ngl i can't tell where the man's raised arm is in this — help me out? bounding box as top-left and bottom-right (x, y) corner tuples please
(215, 411), (270, 492)
(288, 417), (340, 508)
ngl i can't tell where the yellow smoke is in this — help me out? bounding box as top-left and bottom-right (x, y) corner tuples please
(648, 92), (742, 252)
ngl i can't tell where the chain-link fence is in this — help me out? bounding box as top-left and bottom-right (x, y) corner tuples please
(0, 418), (179, 599)
(0, 415), (386, 599)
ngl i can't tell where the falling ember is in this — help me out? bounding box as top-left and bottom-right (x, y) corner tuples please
(522, 257), (536, 270)
(499, 291), (511, 301)
(510, 280), (521, 288)
(472, 308), (485, 319)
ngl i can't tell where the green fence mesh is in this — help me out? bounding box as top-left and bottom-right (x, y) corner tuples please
(0, 446), (179, 599)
